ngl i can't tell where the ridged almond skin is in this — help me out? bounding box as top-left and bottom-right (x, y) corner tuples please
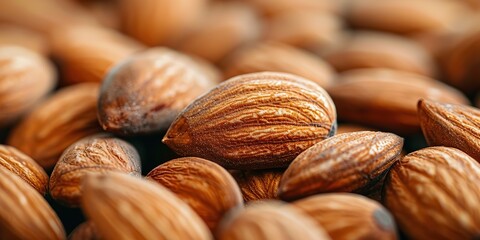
(163, 72), (337, 169)
(224, 42), (335, 88)
(418, 99), (480, 162)
(293, 193), (397, 240)
(147, 157), (243, 231)
(69, 222), (101, 240)
(0, 46), (56, 127)
(216, 201), (331, 240)
(0, 166), (65, 240)
(231, 169), (283, 202)
(82, 172), (212, 240)
(98, 47), (216, 135)
(278, 131), (403, 201)
(49, 135), (141, 207)
(384, 147), (480, 239)
(327, 68), (469, 134)
(0, 145), (48, 195)
(8, 83), (102, 170)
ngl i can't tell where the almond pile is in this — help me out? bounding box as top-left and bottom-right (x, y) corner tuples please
(1, 1), (480, 240)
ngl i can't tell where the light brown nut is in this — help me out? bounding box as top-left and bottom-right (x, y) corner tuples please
(216, 201), (330, 240)
(69, 222), (101, 240)
(82, 172), (212, 240)
(0, 46), (56, 127)
(98, 47), (216, 136)
(163, 72), (337, 169)
(323, 31), (435, 77)
(231, 169), (283, 202)
(49, 135), (141, 207)
(418, 99), (480, 162)
(0, 145), (48, 195)
(384, 147), (480, 239)
(293, 193), (397, 240)
(118, 0), (207, 46)
(50, 26), (144, 85)
(8, 83), (102, 170)
(0, 24), (48, 55)
(278, 131), (403, 201)
(147, 157), (243, 231)
(327, 68), (469, 134)
(0, 166), (65, 240)
(245, 0), (340, 17)
(335, 124), (375, 135)
(175, 2), (261, 64)
(224, 42), (335, 88)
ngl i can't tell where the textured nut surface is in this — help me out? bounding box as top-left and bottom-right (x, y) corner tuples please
(0, 145), (48, 195)
(231, 169), (283, 202)
(8, 83), (102, 169)
(293, 193), (397, 240)
(69, 222), (101, 240)
(278, 131), (403, 201)
(216, 201), (330, 240)
(384, 147), (480, 239)
(163, 71), (337, 169)
(0, 166), (65, 240)
(82, 172), (212, 240)
(98, 47), (216, 135)
(49, 135), (141, 206)
(147, 157), (243, 231)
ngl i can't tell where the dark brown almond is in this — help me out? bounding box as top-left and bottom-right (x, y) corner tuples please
(231, 169), (283, 202)
(278, 131), (403, 201)
(69, 222), (101, 240)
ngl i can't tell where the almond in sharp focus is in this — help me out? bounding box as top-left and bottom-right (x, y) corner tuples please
(82, 172), (212, 240)
(216, 201), (330, 240)
(327, 68), (469, 134)
(0, 166), (65, 240)
(163, 71), (337, 169)
(0, 144), (48, 195)
(98, 47), (216, 136)
(293, 193), (397, 240)
(8, 83), (102, 170)
(278, 131), (403, 201)
(231, 169), (283, 202)
(384, 146), (480, 239)
(147, 157), (243, 231)
(50, 134), (141, 207)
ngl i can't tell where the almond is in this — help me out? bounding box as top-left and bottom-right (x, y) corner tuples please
(50, 134), (141, 207)
(0, 166), (65, 240)
(0, 24), (48, 55)
(147, 157), (243, 231)
(293, 193), (397, 240)
(245, 0), (340, 17)
(336, 124), (375, 135)
(384, 146), (480, 239)
(69, 222), (101, 240)
(98, 47), (216, 135)
(8, 83), (102, 170)
(82, 172), (212, 240)
(231, 169), (283, 202)
(0, 144), (48, 195)
(163, 72), (337, 169)
(278, 131), (403, 201)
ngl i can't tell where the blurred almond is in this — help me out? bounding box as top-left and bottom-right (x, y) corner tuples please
(231, 169), (283, 202)
(82, 172), (212, 240)
(69, 222), (101, 240)
(50, 135), (141, 207)
(336, 124), (375, 135)
(278, 131), (403, 200)
(147, 157), (243, 231)
(8, 83), (102, 170)
(224, 42), (335, 88)
(98, 47), (216, 135)
(245, 0), (340, 17)
(163, 72), (337, 169)
(0, 24), (48, 55)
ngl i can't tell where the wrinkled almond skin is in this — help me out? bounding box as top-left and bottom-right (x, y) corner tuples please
(0, 145), (48, 195)
(418, 99), (480, 162)
(69, 222), (101, 240)
(163, 72), (337, 169)
(0, 167), (65, 240)
(0, 46), (56, 127)
(278, 131), (403, 201)
(147, 157), (243, 231)
(98, 47), (216, 136)
(293, 193), (397, 240)
(224, 42), (335, 88)
(82, 172), (212, 240)
(216, 201), (331, 240)
(231, 169), (283, 202)
(49, 135), (141, 207)
(8, 83), (102, 170)
(384, 147), (480, 239)
(327, 68), (469, 134)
